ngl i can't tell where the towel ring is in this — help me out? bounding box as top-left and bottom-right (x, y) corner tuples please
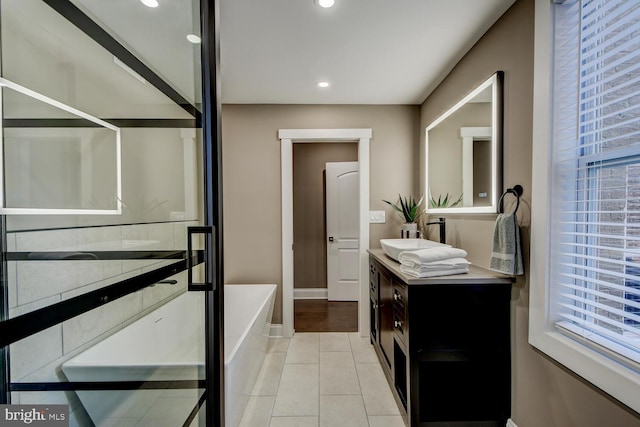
(498, 184), (523, 214)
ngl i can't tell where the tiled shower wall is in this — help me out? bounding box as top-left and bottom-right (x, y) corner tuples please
(7, 220), (199, 425)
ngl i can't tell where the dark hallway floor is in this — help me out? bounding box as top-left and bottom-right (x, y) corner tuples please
(294, 299), (358, 332)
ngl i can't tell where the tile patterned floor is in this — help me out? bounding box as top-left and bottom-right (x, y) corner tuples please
(239, 332), (407, 427)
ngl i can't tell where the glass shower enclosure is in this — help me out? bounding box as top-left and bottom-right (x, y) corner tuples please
(0, 0), (223, 425)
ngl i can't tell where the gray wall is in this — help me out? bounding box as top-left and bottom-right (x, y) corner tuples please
(420, 0), (640, 425)
(221, 104), (420, 323)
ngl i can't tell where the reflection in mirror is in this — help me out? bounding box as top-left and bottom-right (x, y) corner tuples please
(425, 71), (503, 214)
(0, 77), (122, 215)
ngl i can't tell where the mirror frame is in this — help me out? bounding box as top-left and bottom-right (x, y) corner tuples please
(425, 71), (503, 214)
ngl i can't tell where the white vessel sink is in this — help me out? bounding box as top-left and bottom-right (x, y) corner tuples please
(380, 238), (450, 261)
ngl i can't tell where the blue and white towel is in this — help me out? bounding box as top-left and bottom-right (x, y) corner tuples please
(489, 212), (524, 275)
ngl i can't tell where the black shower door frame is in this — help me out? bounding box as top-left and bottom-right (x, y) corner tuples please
(0, 0), (224, 425)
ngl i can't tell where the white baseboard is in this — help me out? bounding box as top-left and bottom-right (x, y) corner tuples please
(270, 324), (283, 338)
(507, 419), (518, 427)
(293, 288), (328, 300)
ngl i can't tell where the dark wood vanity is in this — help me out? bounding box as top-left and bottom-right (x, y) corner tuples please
(369, 249), (514, 427)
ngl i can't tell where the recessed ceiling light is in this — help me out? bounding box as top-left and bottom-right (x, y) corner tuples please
(317, 0), (335, 8)
(186, 34), (202, 44)
(141, 0), (159, 7)
(318, 81), (330, 88)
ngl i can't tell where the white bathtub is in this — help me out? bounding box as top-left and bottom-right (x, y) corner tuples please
(62, 284), (276, 427)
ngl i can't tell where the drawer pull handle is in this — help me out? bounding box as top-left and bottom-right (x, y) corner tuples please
(394, 320), (403, 328)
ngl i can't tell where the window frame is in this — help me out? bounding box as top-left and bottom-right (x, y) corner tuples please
(530, 0), (640, 413)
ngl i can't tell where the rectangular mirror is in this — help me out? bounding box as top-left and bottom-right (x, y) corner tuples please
(425, 71), (503, 214)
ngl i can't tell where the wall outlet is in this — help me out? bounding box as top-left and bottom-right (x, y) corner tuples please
(369, 210), (386, 223)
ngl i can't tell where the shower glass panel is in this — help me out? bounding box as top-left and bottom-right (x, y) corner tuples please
(0, 0), (219, 426)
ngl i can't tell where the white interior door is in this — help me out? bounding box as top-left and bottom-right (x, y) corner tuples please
(326, 161), (359, 301)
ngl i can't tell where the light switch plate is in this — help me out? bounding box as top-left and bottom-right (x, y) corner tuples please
(369, 210), (386, 223)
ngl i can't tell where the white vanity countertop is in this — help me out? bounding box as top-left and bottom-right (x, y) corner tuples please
(368, 248), (514, 286)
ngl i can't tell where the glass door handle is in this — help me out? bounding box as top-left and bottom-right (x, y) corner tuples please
(187, 226), (215, 292)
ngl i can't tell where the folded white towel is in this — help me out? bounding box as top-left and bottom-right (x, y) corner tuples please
(401, 257), (471, 271)
(398, 247), (468, 265)
(400, 265), (469, 278)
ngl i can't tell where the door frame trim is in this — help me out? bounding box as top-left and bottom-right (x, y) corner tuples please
(279, 128), (371, 338)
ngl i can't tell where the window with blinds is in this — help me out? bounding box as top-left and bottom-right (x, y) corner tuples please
(551, 0), (640, 364)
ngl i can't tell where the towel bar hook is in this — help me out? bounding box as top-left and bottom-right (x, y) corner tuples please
(498, 184), (523, 214)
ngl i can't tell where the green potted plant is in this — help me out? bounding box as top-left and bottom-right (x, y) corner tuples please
(383, 194), (424, 238)
(429, 192), (463, 209)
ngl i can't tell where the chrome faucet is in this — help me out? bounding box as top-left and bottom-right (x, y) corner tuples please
(424, 217), (446, 244)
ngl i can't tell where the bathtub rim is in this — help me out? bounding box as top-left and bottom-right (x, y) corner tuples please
(61, 283), (277, 371)
(224, 283), (277, 365)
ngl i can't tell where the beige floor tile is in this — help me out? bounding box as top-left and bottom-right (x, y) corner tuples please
(272, 364), (319, 416)
(239, 396), (276, 427)
(269, 416), (318, 427)
(319, 332), (351, 352)
(348, 333), (379, 364)
(356, 363), (401, 416)
(368, 415), (407, 427)
(252, 352), (287, 396)
(319, 395), (368, 427)
(285, 333), (319, 364)
(319, 352), (360, 395)
(242, 331), (402, 427)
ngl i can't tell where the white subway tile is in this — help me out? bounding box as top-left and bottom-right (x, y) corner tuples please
(8, 261), (17, 309)
(77, 226), (122, 250)
(10, 294), (61, 318)
(122, 223), (174, 250)
(173, 222), (189, 250)
(6, 233), (16, 251)
(62, 292), (143, 354)
(10, 325), (63, 381)
(7, 235), (17, 308)
(16, 261), (98, 305)
(16, 229), (80, 251)
(142, 272), (186, 310)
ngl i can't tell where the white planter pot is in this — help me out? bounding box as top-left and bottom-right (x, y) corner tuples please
(401, 222), (419, 239)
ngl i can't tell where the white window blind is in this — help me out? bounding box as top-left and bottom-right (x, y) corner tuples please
(551, 0), (640, 364)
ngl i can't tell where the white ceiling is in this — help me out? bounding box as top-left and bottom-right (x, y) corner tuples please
(71, 0), (517, 106)
(220, 0), (517, 105)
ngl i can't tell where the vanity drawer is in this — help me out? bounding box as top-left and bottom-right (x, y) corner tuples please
(393, 280), (407, 343)
(393, 309), (407, 344)
(393, 282), (407, 309)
